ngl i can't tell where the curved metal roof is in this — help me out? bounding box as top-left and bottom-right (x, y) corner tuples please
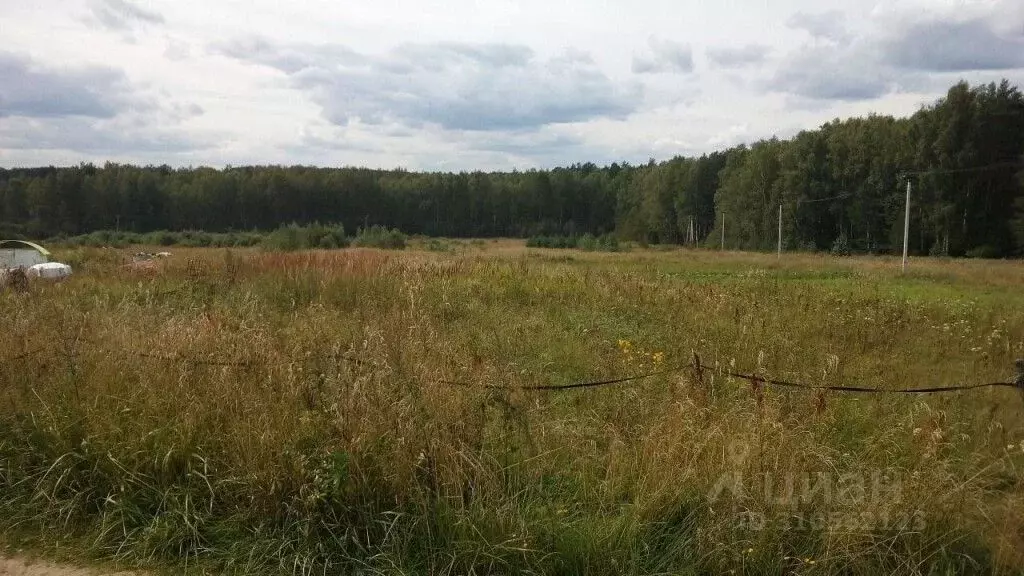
(0, 240), (51, 256)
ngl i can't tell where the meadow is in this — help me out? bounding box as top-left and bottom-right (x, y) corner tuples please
(2, 240), (1024, 575)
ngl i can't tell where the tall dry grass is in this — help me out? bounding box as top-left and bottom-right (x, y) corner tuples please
(1, 244), (1023, 574)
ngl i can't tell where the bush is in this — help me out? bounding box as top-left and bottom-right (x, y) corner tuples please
(353, 226), (406, 250)
(529, 234), (619, 252)
(526, 235), (549, 248)
(555, 236), (576, 249)
(0, 267), (28, 292)
(595, 234), (621, 252)
(929, 239), (949, 257)
(424, 239), (454, 253)
(577, 233), (597, 251)
(305, 223), (348, 250)
(262, 223), (304, 251)
(182, 231), (213, 248)
(965, 245), (998, 259)
(830, 233), (851, 257)
(147, 231), (179, 246)
(261, 223), (348, 251)
(230, 232), (264, 248)
(527, 235), (578, 249)
(53, 225), (349, 251)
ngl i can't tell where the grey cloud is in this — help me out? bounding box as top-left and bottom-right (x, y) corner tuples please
(453, 126), (634, 168)
(393, 42), (533, 69)
(464, 132), (585, 157)
(554, 48), (595, 66)
(632, 38), (694, 74)
(219, 38), (641, 131)
(448, 131), (609, 168)
(164, 37), (192, 61)
(706, 44), (771, 68)
(0, 116), (210, 155)
(770, 8), (1024, 104)
(164, 102), (205, 122)
(883, 18), (1024, 72)
(769, 43), (895, 101)
(294, 122), (417, 154)
(88, 0), (164, 32)
(787, 11), (850, 43)
(0, 52), (142, 118)
(0, 52), (213, 156)
(291, 123), (597, 170)
(214, 36), (365, 74)
(297, 133), (385, 154)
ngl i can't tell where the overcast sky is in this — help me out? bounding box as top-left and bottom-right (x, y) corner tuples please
(1, 0), (1023, 171)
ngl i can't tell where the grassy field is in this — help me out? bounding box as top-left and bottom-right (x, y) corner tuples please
(2, 240), (1024, 575)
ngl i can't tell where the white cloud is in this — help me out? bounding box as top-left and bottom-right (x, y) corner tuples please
(706, 45), (772, 68)
(632, 37), (694, 74)
(787, 10), (851, 43)
(83, 0), (164, 42)
(769, 0), (1024, 103)
(216, 38), (642, 132)
(0, 0), (1021, 169)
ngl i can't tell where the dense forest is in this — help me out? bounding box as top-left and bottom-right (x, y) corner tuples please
(2, 80), (1024, 256)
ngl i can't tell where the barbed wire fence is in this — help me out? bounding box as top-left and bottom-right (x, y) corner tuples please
(2, 341), (1022, 399)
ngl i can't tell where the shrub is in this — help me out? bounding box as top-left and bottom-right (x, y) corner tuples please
(929, 239), (949, 257)
(54, 225), (350, 251)
(304, 223), (348, 250)
(146, 231), (179, 246)
(965, 245), (997, 259)
(529, 234), (619, 252)
(595, 233), (621, 252)
(830, 233), (851, 257)
(262, 223), (304, 251)
(0, 266), (28, 292)
(182, 231), (213, 248)
(353, 226), (406, 250)
(527, 235), (578, 249)
(425, 239), (454, 253)
(577, 233), (597, 251)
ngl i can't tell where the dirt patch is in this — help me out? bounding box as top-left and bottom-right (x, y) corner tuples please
(0, 556), (139, 576)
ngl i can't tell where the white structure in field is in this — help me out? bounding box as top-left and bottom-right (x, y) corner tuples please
(27, 262), (72, 280)
(0, 240), (50, 269)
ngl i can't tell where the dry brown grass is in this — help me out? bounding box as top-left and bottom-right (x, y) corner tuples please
(1, 243), (1022, 574)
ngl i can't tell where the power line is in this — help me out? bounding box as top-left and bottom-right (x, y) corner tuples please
(791, 160), (1022, 208)
(901, 160), (1024, 177)
(797, 193), (852, 204)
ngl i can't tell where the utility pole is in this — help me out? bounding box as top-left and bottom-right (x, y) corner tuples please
(721, 213), (725, 251)
(777, 204), (782, 260)
(902, 178), (911, 273)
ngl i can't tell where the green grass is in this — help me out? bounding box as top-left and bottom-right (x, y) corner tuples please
(1, 243), (1023, 574)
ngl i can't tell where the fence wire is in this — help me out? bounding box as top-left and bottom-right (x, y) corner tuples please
(3, 343), (1022, 397)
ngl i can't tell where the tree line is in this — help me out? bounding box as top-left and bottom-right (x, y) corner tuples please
(2, 79), (1023, 256)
